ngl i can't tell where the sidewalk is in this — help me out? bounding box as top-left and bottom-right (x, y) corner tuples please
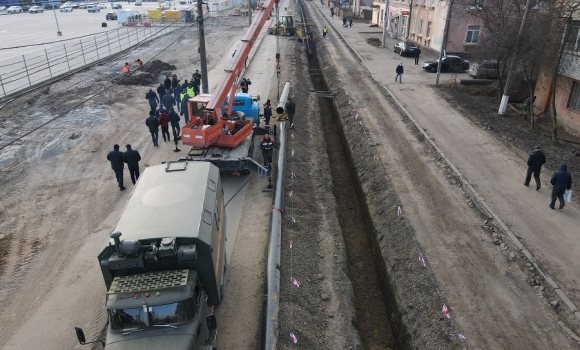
(317, 5), (580, 313)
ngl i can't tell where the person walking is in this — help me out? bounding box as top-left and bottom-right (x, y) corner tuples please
(523, 95), (536, 119)
(342, 17), (347, 27)
(260, 134), (275, 166)
(158, 109), (171, 141)
(192, 69), (202, 95)
(163, 75), (171, 91)
(186, 83), (195, 98)
(145, 88), (159, 112)
(171, 73), (180, 89)
(173, 84), (183, 112)
(107, 144), (125, 191)
(395, 63), (404, 83)
(240, 78), (251, 93)
(330, 7), (334, 18)
(123, 144), (141, 185)
(323, 26), (328, 39)
(161, 91), (175, 111)
(263, 99), (272, 128)
(169, 108), (181, 138)
(523, 146), (546, 190)
(157, 83), (166, 100)
(349, 18), (353, 27)
(145, 111), (160, 147)
(549, 164), (572, 210)
(180, 92), (190, 124)
(286, 98), (296, 129)
(414, 46), (422, 65)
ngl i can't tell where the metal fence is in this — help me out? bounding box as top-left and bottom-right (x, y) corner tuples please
(0, 17), (192, 99)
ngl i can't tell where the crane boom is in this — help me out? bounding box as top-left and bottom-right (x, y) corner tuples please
(206, 0), (276, 115)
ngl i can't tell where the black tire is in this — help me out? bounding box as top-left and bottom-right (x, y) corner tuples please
(399, 50), (404, 56)
(394, 47), (397, 53)
(430, 67), (437, 73)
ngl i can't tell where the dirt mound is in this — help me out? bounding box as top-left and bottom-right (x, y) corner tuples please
(115, 72), (158, 86)
(142, 60), (177, 75)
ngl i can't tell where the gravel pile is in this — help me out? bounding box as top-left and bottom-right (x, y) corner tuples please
(142, 59), (177, 75)
(115, 72), (158, 86)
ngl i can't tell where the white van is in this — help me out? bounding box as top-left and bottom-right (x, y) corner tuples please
(135, 0), (142, 5)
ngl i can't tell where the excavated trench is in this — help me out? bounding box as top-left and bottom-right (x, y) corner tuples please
(307, 47), (398, 350)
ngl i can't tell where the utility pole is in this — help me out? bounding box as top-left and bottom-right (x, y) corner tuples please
(498, 0), (532, 115)
(435, 0), (452, 86)
(197, 0), (209, 93)
(249, 0), (252, 26)
(381, 0), (389, 48)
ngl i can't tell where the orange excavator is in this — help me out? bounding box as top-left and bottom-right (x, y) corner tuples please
(181, 0), (276, 149)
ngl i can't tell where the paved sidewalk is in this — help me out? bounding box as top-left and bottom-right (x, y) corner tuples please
(316, 4), (580, 309)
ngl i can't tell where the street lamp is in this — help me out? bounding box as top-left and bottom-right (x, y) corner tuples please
(52, 6), (62, 36)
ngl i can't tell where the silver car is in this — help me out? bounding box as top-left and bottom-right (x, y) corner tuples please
(7, 6), (23, 13)
(60, 6), (73, 11)
(29, 6), (44, 13)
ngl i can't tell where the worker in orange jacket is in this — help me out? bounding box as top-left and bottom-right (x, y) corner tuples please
(122, 62), (130, 75)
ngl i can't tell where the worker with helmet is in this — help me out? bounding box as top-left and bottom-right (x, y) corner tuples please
(122, 62), (130, 75)
(260, 134), (275, 167)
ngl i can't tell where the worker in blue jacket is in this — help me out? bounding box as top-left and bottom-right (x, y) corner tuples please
(169, 108), (181, 138)
(549, 164), (572, 210)
(180, 93), (190, 124)
(161, 91), (175, 111)
(145, 88), (159, 112)
(106, 144), (125, 191)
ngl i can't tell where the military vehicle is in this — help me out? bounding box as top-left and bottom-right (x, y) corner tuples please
(75, 161), (227, 349)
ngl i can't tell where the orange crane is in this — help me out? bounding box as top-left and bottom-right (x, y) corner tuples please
(181, 0), (276, 148)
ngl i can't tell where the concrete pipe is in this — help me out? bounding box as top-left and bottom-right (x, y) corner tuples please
(275, 82), (291, 120)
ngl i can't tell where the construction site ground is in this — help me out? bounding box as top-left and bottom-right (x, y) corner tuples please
(0, 1), (580, 350)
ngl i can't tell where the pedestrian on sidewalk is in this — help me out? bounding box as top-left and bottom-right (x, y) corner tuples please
(395, 63), (404, 83)
(549, 164), (572, 210)
(349, 18), (353, 27)
(145, 88), (159, 112)
(523, 146), (546, 190)
(342, 17), (347, 27)
(159, 109), (171, 141)
(123, 144), (141, 185)
(323, 26), (328, 39)
(286, 98), (296, 129)
(145, 111), (160, 147)
(414, 46), (422, 65)
(330, 7), (334, 18)
(107, 144), (125, 191)
(523, 96), (536, 119)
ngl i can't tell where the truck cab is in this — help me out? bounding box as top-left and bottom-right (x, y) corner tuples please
(189, 93), (261, 126)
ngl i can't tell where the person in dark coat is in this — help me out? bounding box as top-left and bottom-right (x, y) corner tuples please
(163, 76), (171, 91)
(171, 74), (180, 89)
(414, 46), (422, 65)
(161, 92), (175, 111)
(145, 111), (160, 146)
(156, 83), (166, 100)
(158, 110), (171, 141)
(523, 95), (536, 118)
(349, 17), (353, 27)
(263, 99), (272, 127)
(169, 108), (181, 138)
(240, 78), (251, 93)
(260, 134), (275, 166)
(123, 144), (141, 185)
(106, 144), (125, 191)
(180, 93), (190, 124)
(523, 146), (546, 190)
(173, 84), (183, 112)
(192, 69), (202, 96)
(145, 88), (159, 112)
(549, 164), (572, 209)
(156, 106), (167, 119)
(285, 98), (296, 129)
(395, 63), (404, 83)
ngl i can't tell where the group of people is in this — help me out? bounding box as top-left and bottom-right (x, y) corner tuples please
(143, 70), (204, 146)
(523, 146), (573, 209)
(107, 144), (142, 191)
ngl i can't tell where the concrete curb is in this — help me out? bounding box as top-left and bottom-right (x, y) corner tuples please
(315, 4), (580, 324)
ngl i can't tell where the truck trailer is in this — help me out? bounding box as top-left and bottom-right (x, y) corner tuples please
(75, 161), (227, 349)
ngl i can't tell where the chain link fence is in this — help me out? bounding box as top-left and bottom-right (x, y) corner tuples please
(0, 14), (194, 100)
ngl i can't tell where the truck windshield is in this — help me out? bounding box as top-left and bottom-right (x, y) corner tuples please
(109, 297), (197, 331)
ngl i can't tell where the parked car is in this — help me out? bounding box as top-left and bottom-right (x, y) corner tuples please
(467, 60), (503, 79)
(97, 3), (106, 8)
(78, 3), (87, 8)
(179, 0), (186, 3)
(29, 5), (44, 12)
(59, 6), (73, 11)
(71, 2), (79, 8)
(394, 42), (418, 57)
(422, 55), (470, 73)
(160, 3), (170, 9)
(7, 6), (23, 13)
(43, 3), (54, 9)
(87, 4), (100, 12)
(106, 11), (117, 19)
(21, 5), (30, 11)
(112, 3), (122, 9)
(0, 6), (6, 10)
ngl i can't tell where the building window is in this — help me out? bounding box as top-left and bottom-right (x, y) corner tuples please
(426, 21), (432, 38)
(422, 0), (426, 5)
(430, 0), (435, 5)
(466, 25), (481, 44)
(418, 20), (423, 36)
(568, 81), (580, 111)
(411, 17), (416, 33)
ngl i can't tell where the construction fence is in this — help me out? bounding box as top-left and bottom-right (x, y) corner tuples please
(0, 12), (195, 100)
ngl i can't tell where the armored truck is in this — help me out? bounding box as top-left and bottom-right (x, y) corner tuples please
(75, 161), (227, 349)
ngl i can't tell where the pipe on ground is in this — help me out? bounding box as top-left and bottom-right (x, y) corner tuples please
(261, 122), (287, 350)
(276, 82), (291, 116)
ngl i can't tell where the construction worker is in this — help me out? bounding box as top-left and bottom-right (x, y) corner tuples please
(240, 78), (251, 93)
(323, 26), (328, 39)
(286, 98), (296, 129)
(180, 93), (190, 124)
(186, 83), (195, 97)
(192, 69), (202, 95)
(173, 83), (183, 112)
(135, 59), (143, 70)
(263, 99), (272, 128)
(161, 91), (175, 111)
(122, 62), (130, 75)
(260, 134), (275, 167)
